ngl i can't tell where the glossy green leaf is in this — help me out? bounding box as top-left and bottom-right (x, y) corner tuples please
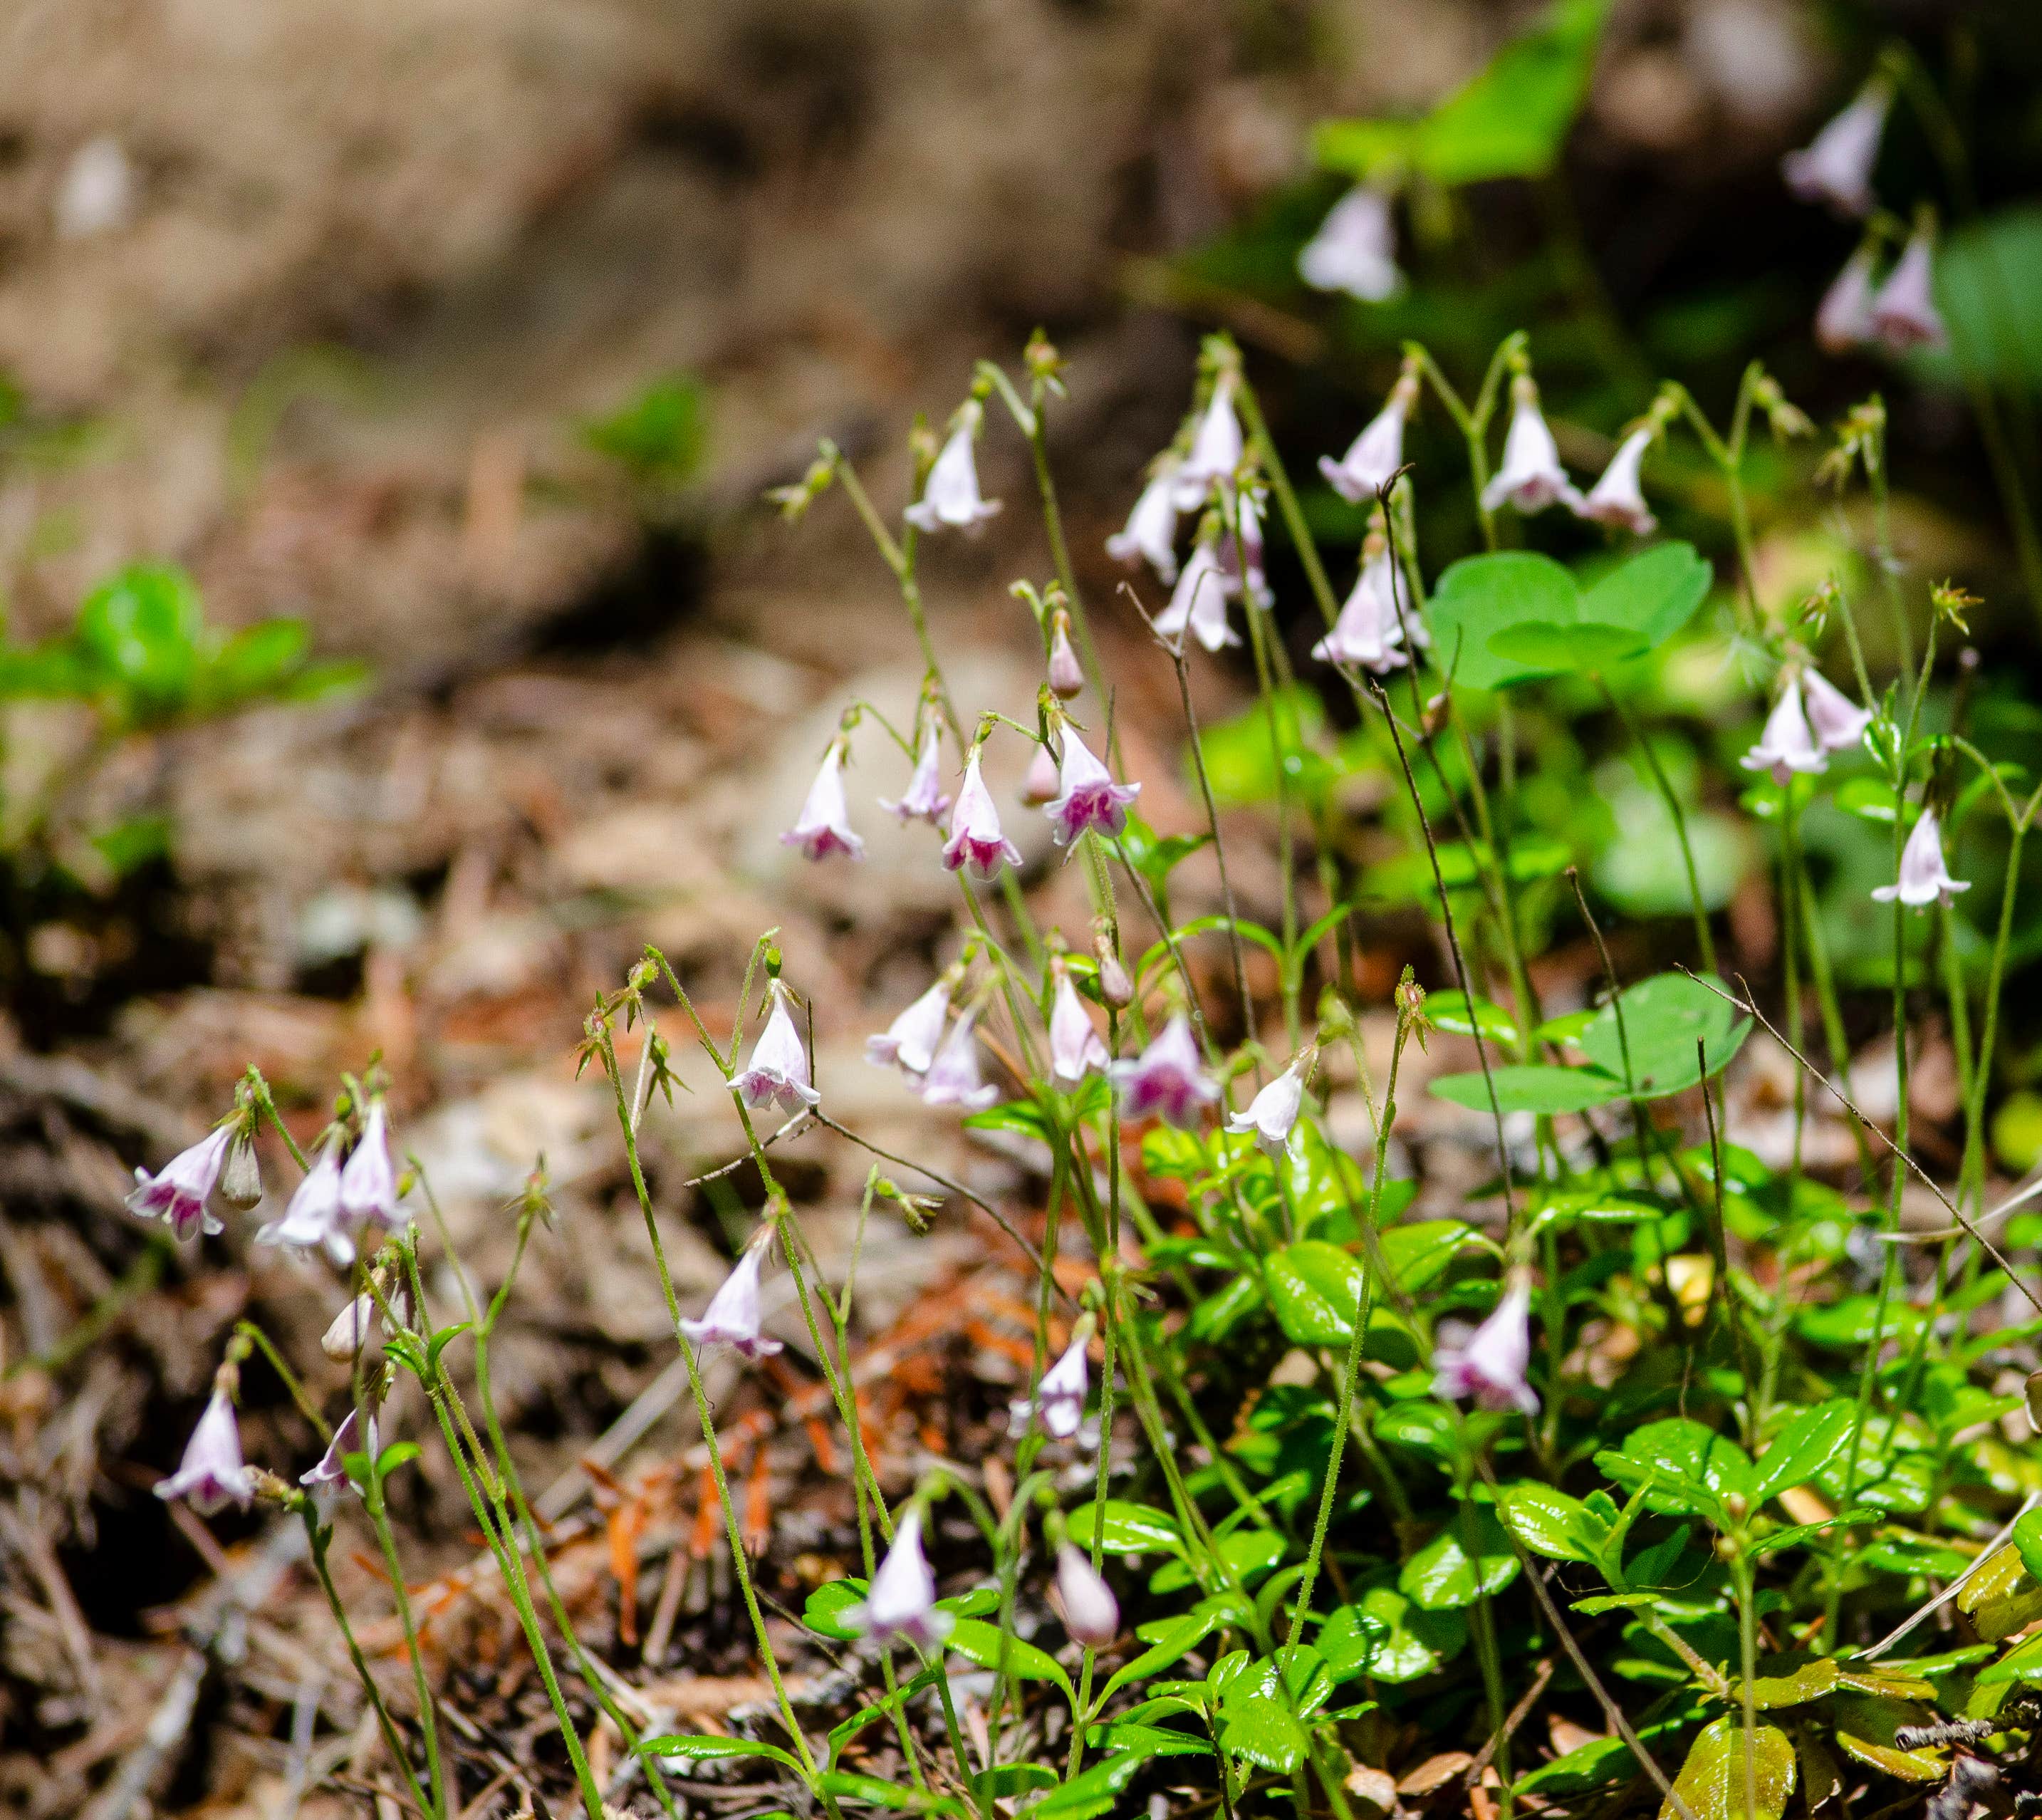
(1218, 1692), (1308, 1774)
(1487, 620), (1651, 675)
(1578, 542), (1712, 648)
(640, 1734), (803, 1772)
(1320, 1585), (1468, 1683)
(804, 1578), (868, 1640)
(1400, 1507), (1521, 1611)
(1659, 1716), (1795, 1820)
(1424, 553), (1579, 691)
(1496, 1481), (1611, 1565)
(1431, 1063), (1627, 1115)
(1577, 971), (1750, 1098)
(1067, 1500), (1186, 1559)
(1266, 1241), (1365, 1347)
(1424, 991), (1520, 1045)
(1750, 1400), (1856, 1503)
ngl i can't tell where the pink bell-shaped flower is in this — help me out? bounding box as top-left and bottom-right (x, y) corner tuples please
(1739, 682), (1826, 787)
(256, 1138), (355, 1268)
(680, 1240), (784, 1358)
(1873, 808), (1969, 910)
(1313, 550), (1410, 673)
(1482, 384), (1581, 516)
(126, 1124), (233, 1243)
(1226, 1059), (1308, 1159)
(301, 1405), (366, 1496)
(867, 977), (952, 1075)
(1045, 731), (1141, 848)
(1049, 969), (1109, 1083)
(156, 1387), (255, 1514)
(1012, 1331), (1090, 1439)
(1782, 83), (1889, 217)
(1056, 1544), (1120, 1649)
(880, 726), (952, 826)
(1816, 245), (1879, 355)
(1172, 379), (1244, 508)
(734, 983), (821, 1113)
(1319, 388), (1410, 504)
(1870, 229), (1947, 354)
(905, 416), (1001, 533)
(339, 1100), (401, 1230)
(1219, 486), (1273, 610)
(1801, 669), (1872, 752)
(919, 1011), (999, 1111)
(1576, 428), (1657, 535)
(1047, 615), (1085, 700)
(783, 743), (865, 860)
(1021, 742), (1061, 808)
(942, 749), (1025, 880)
(1105, 463), (1181, 583)
(1110, 1013), (1219, 1128)
(848, 1509), (952, 1652)
(1152, 544), (1240, 652)
(1297, 187), (1402, 302)
(1432, 1279), (1539, 1415)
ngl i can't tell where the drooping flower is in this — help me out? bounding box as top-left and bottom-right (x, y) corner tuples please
(1021, 742), (1061, 808)
(1801, 669), (1872, 752)
(1152, 544), (1240, 652)
(301, 1406), (365, 1495)
(1012, 1331), (1090, 1439)
(1432, 1279), (1539, 1415)
(1049, 969), (1109, 1083)
(1045, 732), (1140, 848)
(942, 750), (1025, 879)
(679, 1242), (784, 1358)
(783, 744), (865, 860)
(322, 1291), (381, 1361)
(1873, 808), (1969, 910)
(880, 727), (952, 826)
(1782, 83), (1890, 217)
(1226, 1059), (1309, 1159)
(256, 1138), (355, 1268)
(1219, 486), (1273, 610)
(1297, 186), (1403, 301)
(1816, 245), (1879, 355)
(126, 1124), (233, 1243)
(1576, 428), (1657, 536)
(1313, 548), (1410, 673)
(867, 977), (952, 1074)
(1870, 229), (1947, 354)
(1056, 1544), (1120, 1649)
(1739, 682), (1826, 787)
(156, 1388), (254, 1514)
(919, 1011), (999, 1111)
(1047, 615), (1085, 699)
(339, 1100), (401, 1230)
(1481, 382), (1581, 516)
(1320, 386), (1410, 504)
(219, 1132), (264, 1211)
(1172, 378), (1244, 508)
(734, 983), (821, 1113)
(905, 416), (1001, 533)
(848, 1509), (953, 1652)
(1110, 1013), (1219, 1128)
(1105, 463), (1181, 582)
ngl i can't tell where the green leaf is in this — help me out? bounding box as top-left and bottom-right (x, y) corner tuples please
(1925, 205), (2042, 392)
(639, 1735), (803, 1773)
(2016, 1508), (2042, 1586)
(1032, 1752), (1147, 1820)
(1750, 1399), (1856, 1503)
(1218, 1692), (1308, 1774)
(426, 1321), (474, 1371)
(1576, 971), (1749, 1098)
(1423, 991), (1520, 1045)
(1423, 553), (1579, 691)
(1961, 1542), (2042, 1643)
(1098, 1608), (1227, 1703)
(1830, 1694), (1947, 1782)
(1578, 542), (1712, 648)
(1068, 1500), (1186, 1559)
(373, 1440), (422, 1484)
(1595, 1418), (1753, 1516)
(974, 1765), (1059, 1800)
(1377, 1220), (1484, 1291)
(1431, 1063), (1626, 1115)
(1659, 1715), (1796, 1820)
(1487, 620), (1651, 676)
(945, 1618), (1075, 1697)
(202, 618), (309, 706)
(580, 374), (706, 489)
(1266, 1241), (1365, 1346)
(1320, 1586), (1467, 1683)
(75, 563), (204, 714)
(1496, 1482), (1610, 1566)
(803, 1578), (868, 1641)
(1400, 1507), (1521, 1611)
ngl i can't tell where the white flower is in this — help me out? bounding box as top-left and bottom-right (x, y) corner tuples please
(156, 1388), (255, 1514)
(339, 1101), (401, 1229)
(1739, 682), (1826, 787)
(1106, 463), (1182, 582)
(1481, 387), (1581, 515)
(1319, 389), (1410, 504)
(783, 743), (866, 859)
(1816, 245), (1879, 355)
(679, 1242), (784, 1358)
(1172, 379), (1244, 508)
(1011, 1331), (1089, 1439)
(126, 1125), (232, 1243)
(905, 417), (1001, 533)
(919, 1012), (999, 1111)
(1044, 731), (1140, 848)
(879, 727), (952, 826)
(848, 1510), (952, 1652)
(1870, 229), (1947, 354)
(1801, 669), (1871, 752)
(1297, 187), (1402, 301)
(734, 983), (821, 1113)
(1576, 428), (1657, 535)
(1056, 1545), (1120, 1649)
(256, 1139), (355, 1268)
(1049, 970), (1109, 1083)
(1873, 808), (1969, 910)
(1313, 549), (1411, 673)
(867, 978), (952, 1075)
(942, 750), (1025, 879)
(1782, 84), (1889, 217)
(1226, 1059), (1309, 1158)
(1152, 544), (1239, 652)
(1432, 1280), (1538, 1415)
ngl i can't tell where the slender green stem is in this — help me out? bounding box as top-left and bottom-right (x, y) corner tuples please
(362, 1491), (448, 1819)
(306, 1510), (425, 1811)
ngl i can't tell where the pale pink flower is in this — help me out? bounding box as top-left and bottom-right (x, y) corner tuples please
(1012, 1331), (1090, 1439)
(1783, 84), (1889, 217)
(1226, 1059), (1308, 1159)
(1152, 544), (1240, 652)
(1056, 1545), (1120, 1649)
(1873, 808), (1969, 910)
(848, 1510), (952, 1652)
(1173, 379), (1244, 508)
(156, 1388), (254, 1514)
(919, 1012), (999, 1111)
(1046, 731), (1140, 847)
(1432, 1280), (1539, 1415)
(1320, 391), (1409, 504)
(1816, 245), (1879, 355)
(680, 1242), (784, 1358)
(339, 1101), (400, 1229)
(905, 417), (1000, 533)
(301, 1406), (365, 1495)
(1047, 617), (1085, 699)
(256, 1138), (354, 1268)
(1313, 551), (1410, 673)
(1297, 187), (1402, 301)
(1021, 742), (1061, 807)
(1219, 486), (1273, 610)
(1049, 970), (1109, 1083)
(126, 1125), (231, 1243)
(734, 984), (821, 1113)
(783, 744), (865, 860)
(1577, 428), (1657, 535)
(1871, 229), (1947, 354)
(867, 977), (952, 1075)
(1482, 387), (1581, 515)
(880, 727), (952, 826)
(942, 750), (1024, 880)
(1802, 670), (1872, 752)
(1740, 682), (1825, 786)
(1110, 1013), (1219, 1128)
(1106, 464), (1181, 583)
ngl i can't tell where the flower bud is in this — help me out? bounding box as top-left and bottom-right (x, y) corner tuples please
(1047, 612), (1085, 700)
(219, 1130), (264, 1211)
(1092, 935), (1134, 1010)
